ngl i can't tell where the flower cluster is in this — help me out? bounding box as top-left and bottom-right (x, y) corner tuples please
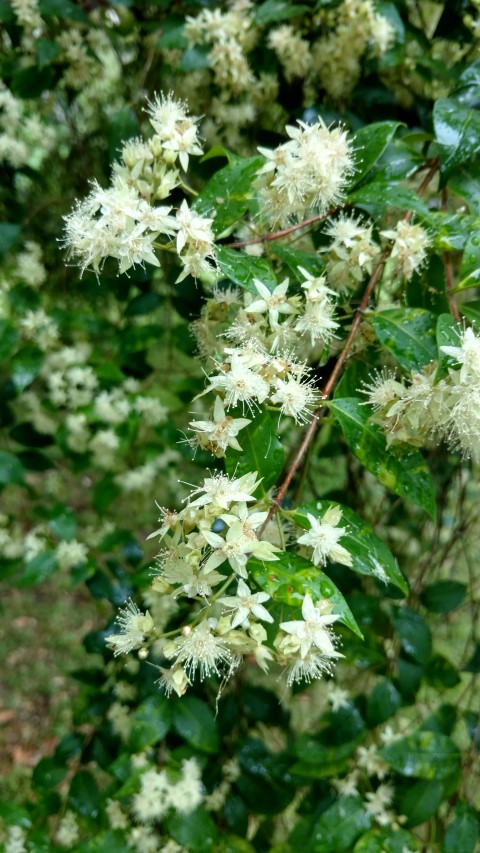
(64, 95), (215, 280)
(324, 214), (380, 292)
(106, 471), (346, 694)
(256, 117), (355, 225)
(363, 325), (480, 460)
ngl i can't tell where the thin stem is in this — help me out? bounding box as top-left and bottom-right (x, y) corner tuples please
(225, 206), (347, 249)
(442, 188), (461, 322)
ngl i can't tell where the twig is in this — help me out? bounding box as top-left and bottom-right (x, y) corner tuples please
(225, 207), (346, 249)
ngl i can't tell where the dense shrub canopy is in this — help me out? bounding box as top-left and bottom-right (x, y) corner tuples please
(0, 0), (480, 851)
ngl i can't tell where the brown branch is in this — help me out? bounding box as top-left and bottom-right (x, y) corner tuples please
(225, 207), (347, 249)
(259, 158), (440, 534)
(259, 253), (388, 535)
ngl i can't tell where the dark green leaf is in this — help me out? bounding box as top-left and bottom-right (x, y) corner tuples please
(330, 398), (436, 518)
(421, 580), (466, 613)
(216, 246), (277, 293)
(448, 159), (480, 215)
(20, 552), (58, 586)
(0, 224), (21, 258)
(399, 779), (443, 827)
(32, 757), (68, 790)
(36, 38), (60, 68)
(0, 450), (25, 486)
(271, 244), (325, 278)
(312, 796), (371, 852)
(195, 156), (264, 236)
(172, 696), (220, 753)
(392, 607), (432, 665)
(444, 800), (480, 853)
(436, 314), (461, 379)
(460, 301), (480, 323)
(93, 476), (120, 513)
(433, 98), (480, 182)
(180, 46), (210, 72)
(380, 730), (460, 779)
(293, 501), (408, 594)
(464, 643), (480, 673)
(291, 737), (360, 778)
(372, 308), (437, 372)
(166, 808), (219, 853)
(425, 655), (461, 689)
(129, 695), (172, 752)
(0, 319), (18, 360)
(48, 509), (76, 541)
(349, 180), (430, 220)
(39, 0), (87, 19)
(68, 770), (100, 818)
(11, 345), (43, 391)
(225, 410), (284, 493)
(254, 0), (309, 24)
(459, 232), (480, 288)
(125, 293), (162, 316)
(366, 679), (402, 726)
(350, 121), (402, 187)
(354, 828), (420, 852)
(249, 551), (362, 638)
(10, 423), (53, 448)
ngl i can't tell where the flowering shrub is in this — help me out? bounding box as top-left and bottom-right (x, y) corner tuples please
(1, 1), (480, 851)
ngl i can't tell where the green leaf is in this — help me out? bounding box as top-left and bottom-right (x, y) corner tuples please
(195, 156), (264, 236)
(216, 246), (277, 293)
(380, 730), (460, 780)
(444, 801), (480, 853)
(172, 696), (220, 753)
(434, 98), (480, 182)
(354, 829), (420, 853)
(291, 737), (360, 778)
(312, 796), (371, 852)
(39, 0), (87, 20)
(0, 224), (21, 258)
(372, 308), (438, 372)
(392, 606), (432, 664)
(330, 398), (436, 518)
(448, 159), (480, 215)
(128, 695), (172, 752)
(254, 0), (310, 24)
(248, 551), (363, 638)
(350, 121), (402, 187)
(271, 245), (325, 279)
(0, 319), (18, 361)
(125, 292), (162, 316)
(32, 757), (68, 790)
(68, 770), (100, 818)
(11, 345), (43, 392)
(425, 654), (461, 689)
(366, 679), (402, 726)
(459, 232), (480, 288)
(399, 779), (443, 828)
(0, 450), (25, 486)
(48, 508), (76, 541)
(460, 300), (480, 323)
(20, 552), (58, 586)
(293, 501), (408, 594)
(225, 410), (284, 494)
(10, 423), (53, 448)
(36, 37), (60, 68)
(166, 808), (219, 853)
(421, 580), (466, 613)
(349, 179), (430, 221)
(93, 476), (120, 513)
(436, 313), (460, 379)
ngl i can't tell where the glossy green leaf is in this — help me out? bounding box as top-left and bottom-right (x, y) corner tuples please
(425, 654), (461, 689)
(366, 679), (402, 726)
(0, 319), (18, 361)
(128, 695), (172, 752)
(380, 730), (461, 779)
(460, 300), (480, 323)
(48, 508), (76, 541)
(372, 308), (437, 372)
(167, 809), (220, 853)
(254, 0), (310, 24)
(436, 313), (460, 378)
(195, 156), (263, 236)
(330, 398), (436, 518)
(248, 551), (362, 638)
(433, 98), (480, 181)
(421, 580), (466, 613)
(399, 779), (443, 828)
(350, 121), (402, 187)
(271, 245), (325, 278)
(11, 345), (43, 392)
(125, 293), (162, 316)
(20, 552), (58, 586)
(68, 770), (100, 818)
(216, 246), (277, 293)
(0, 224), (21, 258)
(459, 233), (480, 288)
(349, 179), (430, 220)
(354, 828), (420, 852)
(312, 796), (371, 852)
(291, 737), (360, 778)
(448, 159), (480, 215)
(392, 606), (432, 665)
(0, 450), (25, 486)
(172, 696), (220, 753)
(407, 256), (449, 315)
(225, 410), (284, 494)
(454, 59), (480, 104)
(32, 757), (68, 790)
(293, 501), (408, 594)
(444, 801), (480, 853)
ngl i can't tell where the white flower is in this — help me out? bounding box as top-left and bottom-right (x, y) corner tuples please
(332, 771), (360, 797)
(286, 651), (337, 686)
(247, 278), (296, 325)
(185, 471), (261, 509)
(294, 300), (339, 347)
(327, 685), (350, 711)
(132, 768), (171, 823)
(56, 539), (88, 570)
(297, 507), (352, 567)
(440, 326), (480, 381)
(219, 579), (273, 628)
(202, 520), (279, 577)
(364, 783), (395, 818)
(175, 620), (233, 679)
(106, 600), (154, 656)
(189, 396), (251, 454)
(156, 665), (190, 697)
(205, 351), (270, 414)
(280, 593), (341, 658)
(270, 374), (320, 424)
(356, 744), (388, 779)
(55, 811), (80, 848)
(381, 220), (430, 280)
